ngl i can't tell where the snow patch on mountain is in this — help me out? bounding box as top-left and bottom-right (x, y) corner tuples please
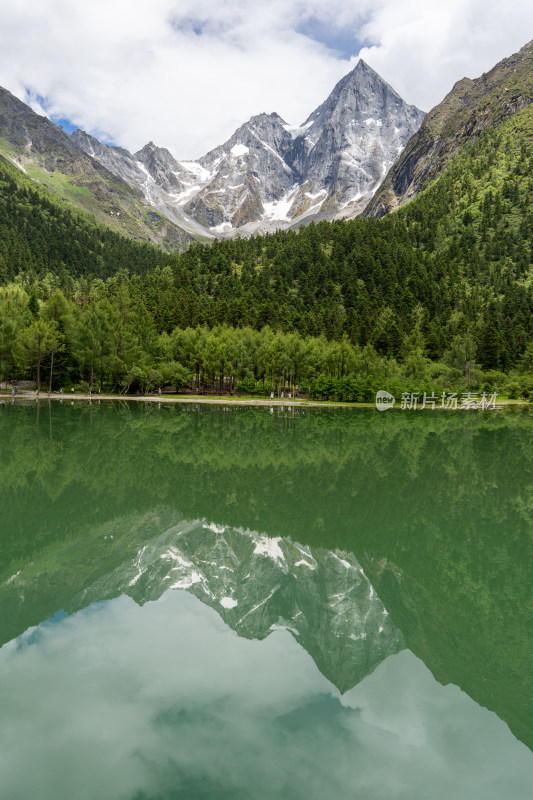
(231, 144), (249, 157)
(253, 534), (286, 563)
(220, 596), (238, 609)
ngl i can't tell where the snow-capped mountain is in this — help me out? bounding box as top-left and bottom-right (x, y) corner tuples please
(72, 61), (424, 238)
(0, 86), (199, 249)
(184, 113), (297, 232)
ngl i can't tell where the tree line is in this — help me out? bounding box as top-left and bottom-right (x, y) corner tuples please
(1, 278), (532, 399)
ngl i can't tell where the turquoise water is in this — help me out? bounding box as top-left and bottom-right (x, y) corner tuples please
(0, 401), (532, 798)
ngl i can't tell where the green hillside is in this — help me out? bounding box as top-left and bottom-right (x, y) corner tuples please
(0, 154), (166, 281)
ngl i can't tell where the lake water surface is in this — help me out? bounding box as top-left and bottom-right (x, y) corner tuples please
(1, 401), (532, 799)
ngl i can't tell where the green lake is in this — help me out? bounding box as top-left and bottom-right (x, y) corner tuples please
(1, 400), (532, 799)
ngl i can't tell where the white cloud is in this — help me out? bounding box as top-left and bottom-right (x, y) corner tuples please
(358, 0), (533, 111)
(0, 1), (531, 159)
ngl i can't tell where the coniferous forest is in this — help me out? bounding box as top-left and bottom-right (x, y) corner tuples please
(1, 107), (532, 400)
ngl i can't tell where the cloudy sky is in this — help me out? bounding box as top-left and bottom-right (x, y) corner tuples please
(0, 1), (531, 160)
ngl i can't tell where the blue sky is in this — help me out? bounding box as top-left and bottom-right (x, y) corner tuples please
(23, 91), (77, 135)
(295, 15), (374, 60)
(1, 1), (532, 159)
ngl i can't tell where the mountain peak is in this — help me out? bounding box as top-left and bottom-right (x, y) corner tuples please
(353, 58), (371, 72)
(349, 58), (391, 84)
(25, 55), (423, 238)
(245, 111), (286, 127)
(300, 59), (424, 134)
(134, 141), (180, 175)
(222, 111), (290, 149)
(71, 129), (132, 160)
(71, 128), (95, 144)
(339, 58), (405, 102)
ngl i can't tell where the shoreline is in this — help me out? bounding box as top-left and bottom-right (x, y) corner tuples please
(1, 390), (529, 410)
(4, 391), (360, 408)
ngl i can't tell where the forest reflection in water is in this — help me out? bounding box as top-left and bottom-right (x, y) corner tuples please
(0, 400), (532, 798)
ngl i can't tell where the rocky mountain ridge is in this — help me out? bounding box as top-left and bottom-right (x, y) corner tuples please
(72, 60), (425, 237)
(1, 40), (531, 246)
(0, 87), (200, 249)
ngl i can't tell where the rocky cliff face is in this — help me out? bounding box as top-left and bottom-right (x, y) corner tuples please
(288, 60), (425, 220)
(364, 39), (533, 217)
(71, 60), (424, 238)
(184, 113), (297, 230)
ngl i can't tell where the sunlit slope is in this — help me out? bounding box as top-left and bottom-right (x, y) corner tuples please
(0, 154), (168, 279)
